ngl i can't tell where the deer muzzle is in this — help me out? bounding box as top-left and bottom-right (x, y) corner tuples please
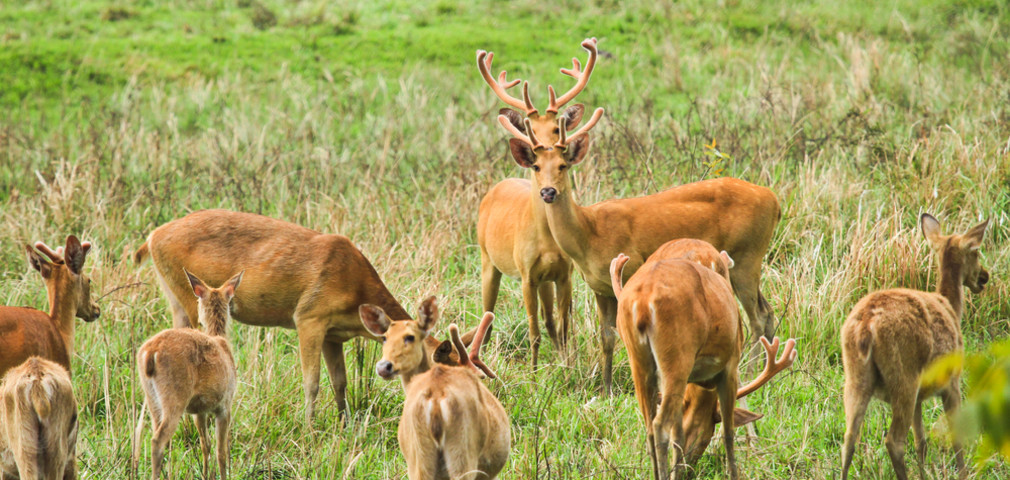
(540, 187), (557, 203)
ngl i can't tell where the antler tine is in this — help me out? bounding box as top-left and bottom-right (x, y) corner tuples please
(547, 37), (599, 114)
(497, 115), (534, 146)
(468, 312), (497, 379)
(736, 336), (799, 399)
(477, 50), (538, 116)
(555, 107), (604, 149)
(523, 118), (546, 150)
(33, 241), (65, 264)
(448, 324), (472, 368)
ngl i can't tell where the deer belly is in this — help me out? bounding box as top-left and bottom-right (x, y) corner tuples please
(687, 357), (725, 384)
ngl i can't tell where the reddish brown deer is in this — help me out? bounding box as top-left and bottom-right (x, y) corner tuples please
(476, 40), (599, 368)
(479, 38), (781, 395)
(0, 236), (100, 378)
(134, 209), (445, 422)
(610, 241), (796, 479)
(360, 298), (510, 480)
(134, 270), (243, 480)
(0, 357), (78, 480)
(841, 213), (988, 480)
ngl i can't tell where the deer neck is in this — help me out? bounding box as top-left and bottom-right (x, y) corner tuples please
(46, 283), (76, 359)
(529, 184), (555, 239)
(400, 354), (433, 389)
(542, 191), (593, 262)
(936, 248), (964, 320)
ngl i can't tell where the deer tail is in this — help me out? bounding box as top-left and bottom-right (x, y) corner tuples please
(133, 240), (150, 265)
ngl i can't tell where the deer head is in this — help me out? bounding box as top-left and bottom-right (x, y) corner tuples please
(921, 213), (990, 294)
(25, 236), (100, 323)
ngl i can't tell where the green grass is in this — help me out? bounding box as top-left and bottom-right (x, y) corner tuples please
(1, 0), (1009, 478)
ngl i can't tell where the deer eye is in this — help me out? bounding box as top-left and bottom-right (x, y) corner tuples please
(532, 165), (540, 172)
(404, 335), (415, 343)
(380, 336), (386, 343)
(559, 164), (567, 172)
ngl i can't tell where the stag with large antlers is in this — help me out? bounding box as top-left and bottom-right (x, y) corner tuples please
(610, 240), (797, 479)
(479, 38), (780, 395)
(474, 40), (606, 368)
(0, 236), (100, 378)
(360, 298), (510, 480)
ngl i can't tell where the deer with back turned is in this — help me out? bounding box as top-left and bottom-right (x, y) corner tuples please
(477, 38), (781, 395)
(841, 213), (988, 480)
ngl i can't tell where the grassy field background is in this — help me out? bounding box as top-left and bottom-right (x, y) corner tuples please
(1, 0), (1009, 478)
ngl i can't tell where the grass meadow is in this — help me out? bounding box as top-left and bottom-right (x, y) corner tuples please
(2, 0), (1009, 478)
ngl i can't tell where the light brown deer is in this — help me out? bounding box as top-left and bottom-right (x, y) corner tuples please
(610, 241), (796, 479)
(479, 38), (781, 395)
(134, 270), (243, 480)
(841, 213), (988, 480)
(360, 298), (510, 480)
(0, 236), (100, 378)
(475, 39), (600, 368)
(0, 357), (78, 480)
(135, 209), (462, 422)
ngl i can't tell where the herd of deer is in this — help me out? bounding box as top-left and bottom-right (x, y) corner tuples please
(0, 38), (992, 480)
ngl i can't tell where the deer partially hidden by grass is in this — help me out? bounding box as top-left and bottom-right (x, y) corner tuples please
(610, 239), (797, 479)
(360, 298), (509, 480)
(0, 236), (100, 378)
(841, 213), (989, 480)
(0, 357), (78, 480)
(134, 270), (243, 480)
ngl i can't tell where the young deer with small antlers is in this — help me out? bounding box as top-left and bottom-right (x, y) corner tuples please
(0, 357), (78, 480)
(0, 236), (100, 378)
(134, 270), (243, 480)
(360, 298), (510, 480)
(841, 214), (989, 480)
(610, 240), (797, 479)
(478, 38), (781, 395)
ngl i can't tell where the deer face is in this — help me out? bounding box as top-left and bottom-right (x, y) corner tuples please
(680, 386), (763, 465)
(921, 214), (990, 294)
(508, 133), (591, 204)
(360, 297), (439, 381)
(26, 236), (100, 322)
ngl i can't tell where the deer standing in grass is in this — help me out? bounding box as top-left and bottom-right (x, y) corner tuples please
(0, 357), (78, 480)
(360, 298), (510, 480)
(478, 38), (781, 395)
(841, 214), (988, 480)
(610, 240), (796, 479)
(0, 237), (100, 378)
(135, 209), (455, 422)
(134, 270), (243, 480)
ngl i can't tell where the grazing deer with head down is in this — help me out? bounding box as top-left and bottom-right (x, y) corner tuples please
(610, 240), (796, 479)
(0, 357), (78, 480)
(0, 236), (100, 378)
(360, 298), (510, 480)
(841, 213), (988, 480)
(478, 38), (781, 395)
(134, 270), (243, 480)
(134, 209), (473, 422)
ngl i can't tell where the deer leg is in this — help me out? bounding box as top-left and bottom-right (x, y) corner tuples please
(539, 282), (561, 349)
(841, 371), (873, 480)
(153, 268), (193, 329)
(557, 272), (574, 353)
(912, 400), (928, 480)
(626, 340), (660, 480)
(885, 391), (917, 480)
(295, 319), (327, 424)
(480, 252), (502, 314)
(756, 291), (776, 339)
(594, 293), (619, 396)
(216, 409), (231, 480)
(717, 371), (741, 480)
(195, 413), (212, 479)
(653, 382), (687, 480)
(322, 340), (348, 417)
(521, 279), (542, 369)
(941, 386), (967, 479)
(150, 407), (183, 480)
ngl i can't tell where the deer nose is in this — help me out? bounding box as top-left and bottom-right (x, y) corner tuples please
(540, 187), (557, 203)
(375, 360), (395, 379)
(90, 305), (101, 322)
(979, 270), (990, 286)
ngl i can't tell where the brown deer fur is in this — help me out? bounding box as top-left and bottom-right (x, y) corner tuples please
(360, 298), (510, 480)
(0, 237), (99, 379)
(135, 271), (243, 480)
(134, 209), (424, 421)
(482, 38), (780, 395)
(840, 213), (988, 480)
(0, 357), (78, 480)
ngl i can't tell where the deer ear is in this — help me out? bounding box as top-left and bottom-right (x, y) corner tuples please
(26, 245), (54, 279)
(962, 218), (989, 251)
(732, 408), (763, 427)
(185, 268), (209, 298)
(499, 108), (525, 132)
(222, 271), (244, 299)
(417, 296), (439, 332)
(561, 104), (585, 130)
(564, 134), (591, 165)
(509, 138), (536, 169)
(359, 304), (391, 336)
(432, 339), (456, 365)
(921, 213), (943, 247)
(63, 235), (87, 274)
